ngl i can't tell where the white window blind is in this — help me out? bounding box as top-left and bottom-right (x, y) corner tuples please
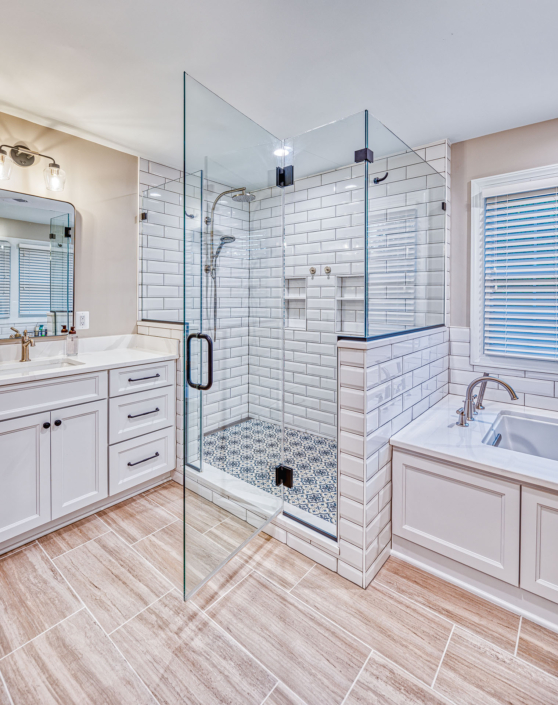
(19, 245), (50, 316)
(50, 245), (73, 313)
(0, 241), (10, 318)
(484, 186), (558, 361)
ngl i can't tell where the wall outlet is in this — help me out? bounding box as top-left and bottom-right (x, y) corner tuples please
(75, 311), (89, 330)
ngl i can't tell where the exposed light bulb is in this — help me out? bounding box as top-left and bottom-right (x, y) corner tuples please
(0, 152), (12, 181)
(44, 164), (66, 192)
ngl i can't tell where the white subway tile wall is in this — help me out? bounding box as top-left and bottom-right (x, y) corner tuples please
(449, 326), (558, 409)
(338, 327), (449, 588)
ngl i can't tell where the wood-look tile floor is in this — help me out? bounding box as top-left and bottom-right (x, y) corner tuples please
(1, 480), (558, 704)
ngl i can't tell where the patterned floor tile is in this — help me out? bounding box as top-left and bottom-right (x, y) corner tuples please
(204, 419), (337, 524)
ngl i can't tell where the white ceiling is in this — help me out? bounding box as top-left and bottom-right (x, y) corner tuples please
(1, 0), (557, 170)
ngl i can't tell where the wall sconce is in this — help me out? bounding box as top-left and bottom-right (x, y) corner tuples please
(0, 143), (66, 192)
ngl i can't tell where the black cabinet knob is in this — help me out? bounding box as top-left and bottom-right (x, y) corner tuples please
(54, 420), (62, 426)
(43, 422), (51, 429)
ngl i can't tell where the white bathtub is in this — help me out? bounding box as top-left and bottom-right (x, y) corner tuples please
(483, 410), (558, 462)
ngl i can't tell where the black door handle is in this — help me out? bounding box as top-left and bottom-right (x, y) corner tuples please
(54, 420), (62, 426)
(186, 332), (213, 391)
(127, 452), (159, 467)
(43, 422), (51, 429)
(128, 407), (159, 419)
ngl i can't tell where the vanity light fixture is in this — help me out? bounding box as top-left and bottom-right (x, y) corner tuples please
(0, 144), (66, 192)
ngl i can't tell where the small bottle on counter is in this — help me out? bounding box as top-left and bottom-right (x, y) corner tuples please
(65, 327), (79, 356)
(61, 325), (68, 335)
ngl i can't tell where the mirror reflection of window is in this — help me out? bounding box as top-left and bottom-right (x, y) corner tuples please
(0, 190), (74, 339)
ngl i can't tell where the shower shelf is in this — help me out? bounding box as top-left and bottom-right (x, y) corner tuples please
(285, 277), (307, 330)
(336, 275), (365, 335)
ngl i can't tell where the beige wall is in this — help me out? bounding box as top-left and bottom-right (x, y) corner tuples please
(0, 112), (139, 338)
(451, 117), (558, 327)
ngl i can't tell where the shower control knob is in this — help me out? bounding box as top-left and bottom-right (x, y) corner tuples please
(324, 266), (332, 274)
(309, 266), (316, 275)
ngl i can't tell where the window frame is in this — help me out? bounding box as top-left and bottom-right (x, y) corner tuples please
(471, 164), (558, 374)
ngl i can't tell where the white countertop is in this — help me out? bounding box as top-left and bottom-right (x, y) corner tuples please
(0, 334), (179, 387)
(390, 394), (558, 493)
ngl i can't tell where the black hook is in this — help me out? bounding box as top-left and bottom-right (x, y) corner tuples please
(373, 172), (388, 184)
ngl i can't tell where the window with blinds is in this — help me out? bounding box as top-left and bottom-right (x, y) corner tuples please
(483, 186), (558, 361)
(19, 245), (50, 316)
(50, 245), (74, 313)
(0, 241), (10, 318)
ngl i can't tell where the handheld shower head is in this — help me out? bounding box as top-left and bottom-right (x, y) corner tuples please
(213, 235), (236, 261)
(232, 192), (255, 203)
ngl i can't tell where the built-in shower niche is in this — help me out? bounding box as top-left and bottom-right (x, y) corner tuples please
(335, 275), (365, 335)
(285, 277), (307, 330)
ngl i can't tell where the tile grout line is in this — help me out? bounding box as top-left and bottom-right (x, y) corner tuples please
(47, 528), (112, 560)
(287, 563), (317, 593)
(0, 607), (86, 663)
(128, 517), (180, 546)
(108, 588), (175, 635)
(35, 541), (165, 705)
(431, 624), (455, 689)
(514, 616), (523, 657)
(191, 598), (283, 695)
(197, 568), (255, 613)
(0, 665), (15, 705)
(0, 540), (38, 562)
(340, 651), (371, 705)
(259, 682), (278, 705)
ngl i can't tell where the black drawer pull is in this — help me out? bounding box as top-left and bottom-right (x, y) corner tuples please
(128, 373), (161, 383)
(127, 451), (159, 467)
(43, 422), (51, 429)
(54, 420), (62, 427)
(128, 407), (159, 419)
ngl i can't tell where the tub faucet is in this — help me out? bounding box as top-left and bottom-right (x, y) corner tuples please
(456, 375), (518, 427)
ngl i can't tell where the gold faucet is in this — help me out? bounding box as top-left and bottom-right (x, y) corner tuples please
(11, 328), (35, 362)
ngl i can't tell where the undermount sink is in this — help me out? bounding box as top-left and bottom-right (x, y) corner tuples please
(483, 410), (558, 463)
(0, 357), (85, 378)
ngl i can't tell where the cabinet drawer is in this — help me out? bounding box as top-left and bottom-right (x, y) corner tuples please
(392, 450), (520, 585)
(521, 486), (558, 604)
(109, 360), (174, 397)
(109, 386), (175, 445)
(0, 372), (108, 422)
(109, 426), (175, 495)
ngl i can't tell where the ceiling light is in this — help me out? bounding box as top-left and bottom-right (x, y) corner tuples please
(0, 150), (13, 180)
(0, 142), (66, 191)
(274, 147), (291, 157)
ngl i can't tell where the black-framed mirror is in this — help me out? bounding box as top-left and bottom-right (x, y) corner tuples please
(0, 188), (75, 340)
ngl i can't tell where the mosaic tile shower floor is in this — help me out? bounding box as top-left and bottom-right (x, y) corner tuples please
(203, 419), (337, 525)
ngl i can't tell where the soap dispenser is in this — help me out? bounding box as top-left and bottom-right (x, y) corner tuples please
(66, 326), (79, 356)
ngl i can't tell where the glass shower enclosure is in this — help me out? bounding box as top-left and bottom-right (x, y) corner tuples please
(181, 73), (445, 599)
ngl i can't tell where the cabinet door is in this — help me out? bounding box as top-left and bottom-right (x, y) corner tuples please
(51, 400), (108, 520)
(392, 451), (520, 585)
(521, 486), (558, 604)
(0, 412), (51, 543)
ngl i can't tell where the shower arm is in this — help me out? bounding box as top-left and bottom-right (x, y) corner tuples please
(208, 187), (246, 262)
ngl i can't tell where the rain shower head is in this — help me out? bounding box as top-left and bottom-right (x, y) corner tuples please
(232, 192), (255, 203)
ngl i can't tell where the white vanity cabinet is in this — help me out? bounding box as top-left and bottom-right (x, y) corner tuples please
(50, 400), (108, 519)
(392, 450), (520, 585)
(0, 412), (51, 543)
(520, 486), (558, 604)
(0, 354), (176, 553)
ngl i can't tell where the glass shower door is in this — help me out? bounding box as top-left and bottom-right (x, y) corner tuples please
(182, 73), (285, 599)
